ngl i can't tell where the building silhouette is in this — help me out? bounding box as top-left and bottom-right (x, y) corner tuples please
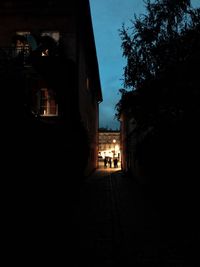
(0, 0), (102, 177)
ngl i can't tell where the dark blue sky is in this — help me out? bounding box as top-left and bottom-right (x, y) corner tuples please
(89, 0), (200, 130)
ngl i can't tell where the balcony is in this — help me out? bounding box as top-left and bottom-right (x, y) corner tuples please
(0, 46), (62, 70)
(0, 46), (34, 68)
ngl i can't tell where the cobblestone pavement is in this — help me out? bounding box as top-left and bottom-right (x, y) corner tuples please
(78, 166), (199, 267)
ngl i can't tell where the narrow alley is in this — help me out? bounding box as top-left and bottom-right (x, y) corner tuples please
(78, 165), (199, 266)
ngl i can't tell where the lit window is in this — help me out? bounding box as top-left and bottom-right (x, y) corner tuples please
(12, 33), (29, 56)
(12, 32), (38, 65)
(15, 31), (37, 51)
(40, 88), (58, 116)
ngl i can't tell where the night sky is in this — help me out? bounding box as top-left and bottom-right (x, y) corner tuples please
(89, 0), (200, 130)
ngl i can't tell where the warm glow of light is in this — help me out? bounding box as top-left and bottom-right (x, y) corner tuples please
(102, 150), (113, 158)
(42, 49), (49, 56)
(99, 147), (121, 159)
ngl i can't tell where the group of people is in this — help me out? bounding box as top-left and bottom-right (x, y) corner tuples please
(104, 157), (118, 168)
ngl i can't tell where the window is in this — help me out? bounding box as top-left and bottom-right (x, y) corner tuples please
(15, 31), (37, 51)
(39, 88), (58, 116)
(12, 31), (38, 65)
(41, 31), (60, 43)
(12, 32), (30, 59)
(39, 31), (60, 57)
(13, 31), (60, 57)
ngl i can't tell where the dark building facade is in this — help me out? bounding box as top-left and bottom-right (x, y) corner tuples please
(120, 104), (143, 180)
(0, 0), (102, 177)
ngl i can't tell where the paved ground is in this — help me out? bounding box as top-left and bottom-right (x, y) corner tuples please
(2, 162), (198, 266)
(78, 165), (199, 267)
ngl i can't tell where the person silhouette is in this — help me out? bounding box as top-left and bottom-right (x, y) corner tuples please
(114, 158), (118, 168)
(108, 157), (112, 168)
(104, 157), (107, 168)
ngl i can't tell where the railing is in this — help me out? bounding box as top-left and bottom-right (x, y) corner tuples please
(0, 46), (60, 68)
(0, 46), (31, 66)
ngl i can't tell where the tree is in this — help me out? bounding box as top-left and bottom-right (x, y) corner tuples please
(117, 0), (200, 187)
(119, 0), (199, 93)
(116, 0), (200, 128)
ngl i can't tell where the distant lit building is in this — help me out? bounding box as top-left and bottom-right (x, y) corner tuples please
(98, 130), (121, 160)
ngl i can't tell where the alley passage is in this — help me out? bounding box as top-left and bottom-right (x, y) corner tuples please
(78, 167), (199, 266)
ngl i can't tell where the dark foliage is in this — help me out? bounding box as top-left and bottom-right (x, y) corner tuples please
(117, 1), (200, 190)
